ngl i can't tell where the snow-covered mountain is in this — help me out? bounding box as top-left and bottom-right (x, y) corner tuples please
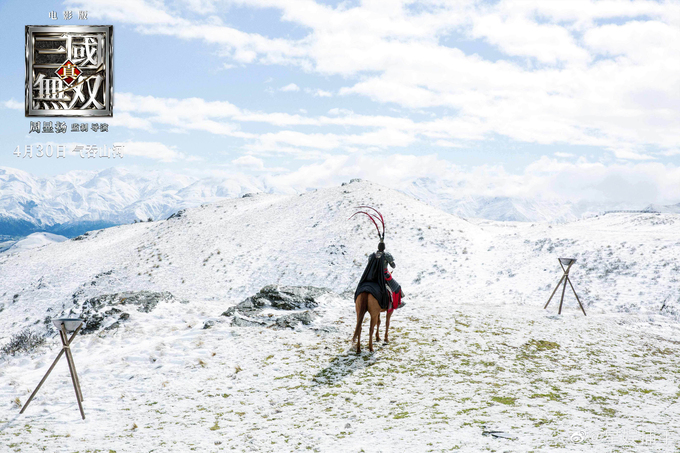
(644, 201), (680, 214)
(401, 177), (651, 223)
(4, 168), (673, 240)
(1, 180), (679, 451)
(0, 166), (267, 237)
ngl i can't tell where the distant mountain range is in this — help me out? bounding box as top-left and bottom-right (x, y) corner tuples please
(1, 167), (678, 238)
(400, 177), (679, 223)
(0, 166), (266, 238)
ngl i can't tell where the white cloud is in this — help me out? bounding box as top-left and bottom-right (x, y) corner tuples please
(611, 148), (655, 161)
(106, 112), (154, 131)
(305, 88), (332, 97)
(264, 152), (680, 205)
(521, 156), (680, 204)
(115, 93), (251, 137)
(69, 0), (680, 160)
(3, 99), (23, 110)
(583, 20), (680, 63)
(279, 83), (300, 92)
(232, 155), (265, 170)
(470, 13), (590, 64)
(434, 140), (463, 148)
(114, 141), (188, 162)
(231, 155), (287, 172)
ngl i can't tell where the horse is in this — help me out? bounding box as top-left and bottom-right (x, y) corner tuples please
(352, 292), (393, 353)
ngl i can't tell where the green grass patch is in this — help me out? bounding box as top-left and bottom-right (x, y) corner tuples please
(525, 339), (560, 351)
(529, 392), (562, 401)
(491, 396), (517, 406)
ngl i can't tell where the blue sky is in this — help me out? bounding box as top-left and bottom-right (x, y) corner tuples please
(1, 0), (679, 203)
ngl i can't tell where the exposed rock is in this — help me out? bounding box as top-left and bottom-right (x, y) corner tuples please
(233, 285), (326, 313)
(81, 313), (105, 334)
(275, 311), (316, 328)
(82, 291), (174, 314)
(221, 307), (236, 317)
(259, 285), (326, 310)
(226, 285), (331, 330)
(203, 320), (215, 329)
(166, 209), (185, 220)
(231, 315), (267, 327)
(76, 291), (175, 334)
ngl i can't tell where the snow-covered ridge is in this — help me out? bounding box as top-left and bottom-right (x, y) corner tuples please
(6, 232), (67, 252)
(1, 179), (679, 342)
(4, 167), (679, 239)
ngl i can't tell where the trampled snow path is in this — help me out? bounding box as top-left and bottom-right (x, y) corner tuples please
(1, 180), (680, 452)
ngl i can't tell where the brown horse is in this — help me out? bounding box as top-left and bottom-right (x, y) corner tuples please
(352, 292), (393, 353)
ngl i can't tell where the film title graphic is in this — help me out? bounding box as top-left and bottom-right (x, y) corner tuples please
(26, 25), (113, 117)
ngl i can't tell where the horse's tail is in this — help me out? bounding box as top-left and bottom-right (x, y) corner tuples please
(352, 292), (368, 343)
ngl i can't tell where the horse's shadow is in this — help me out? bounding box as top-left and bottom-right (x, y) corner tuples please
(311, 345), (385, 386)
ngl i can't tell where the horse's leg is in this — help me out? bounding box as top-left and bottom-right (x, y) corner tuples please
(353, 294), (367, 354)
(367, 295), (380, 352)
(384, 309), (392, 343)
(368, 313), (375, 353)
(375, 311), (381, 343)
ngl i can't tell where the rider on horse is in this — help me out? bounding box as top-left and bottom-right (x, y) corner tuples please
(351, 206), (405, 311)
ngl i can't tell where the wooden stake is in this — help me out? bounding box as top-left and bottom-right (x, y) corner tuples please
(545, 258), (586, 316)
(20, 324), (85, 419)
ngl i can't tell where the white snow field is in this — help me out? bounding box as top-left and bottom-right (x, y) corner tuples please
(7, 232), (68, 252)
(1, 180), (679, 452)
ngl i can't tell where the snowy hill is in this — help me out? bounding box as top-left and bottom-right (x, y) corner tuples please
(6, 232), (67, 252)
(1, 180), (679, 452)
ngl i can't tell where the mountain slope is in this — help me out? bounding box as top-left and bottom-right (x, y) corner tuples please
(1, 180), (679, 452)
(1, 180), (679, 336)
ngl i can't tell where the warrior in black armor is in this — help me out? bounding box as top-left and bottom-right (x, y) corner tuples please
(376, 241), (405, 309)
(351, 206), (405, 311)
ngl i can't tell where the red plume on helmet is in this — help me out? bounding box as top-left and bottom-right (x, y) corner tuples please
(349, 205), (385, 241)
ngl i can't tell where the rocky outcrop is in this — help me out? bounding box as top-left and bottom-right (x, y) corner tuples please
(222, 285), (328, 329)
(75, 291), (177, 334)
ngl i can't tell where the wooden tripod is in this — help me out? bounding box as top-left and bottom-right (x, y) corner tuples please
(20, 320), (85, 419)
(544, 258), (586, 316)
